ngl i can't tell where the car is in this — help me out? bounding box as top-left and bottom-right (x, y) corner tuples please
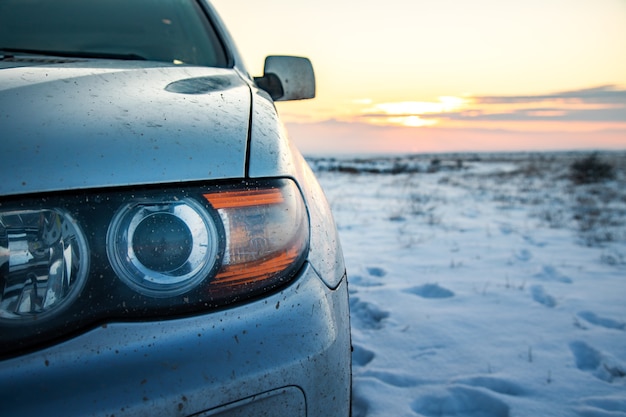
(0, 1), (351, 416)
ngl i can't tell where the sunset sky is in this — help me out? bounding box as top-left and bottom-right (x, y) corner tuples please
(211, 0), (626, 154)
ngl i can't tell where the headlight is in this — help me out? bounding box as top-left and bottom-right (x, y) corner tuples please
(0, 209), (89, 320)
(0, 179), (309, 358)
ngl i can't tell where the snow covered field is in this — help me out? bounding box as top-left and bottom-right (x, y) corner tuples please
(310, 152), (626, 417)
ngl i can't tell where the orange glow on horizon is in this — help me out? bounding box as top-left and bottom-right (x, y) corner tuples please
(359, 96), (469, 127)
(277, 86), (626, 139)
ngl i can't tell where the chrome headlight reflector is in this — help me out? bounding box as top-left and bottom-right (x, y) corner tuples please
(0, 209), (89, 320)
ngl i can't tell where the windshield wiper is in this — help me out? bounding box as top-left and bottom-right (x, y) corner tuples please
(0, 47), (147, 61)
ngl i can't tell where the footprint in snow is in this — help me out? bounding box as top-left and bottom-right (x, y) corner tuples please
(534, 265), (572, 283)
(530, 285), (557, 308)
(569, 341), (626, 383)
(570, 341), (602, 371)
(366, 266), (387, 277)
(514, 248), (532, 262)
(412, 385), (510, 417)
(352, 344), (375, 367)
(349, 297), (389, 330)
(577, 311), (626, 331)
(349, 274), (383, 288)
(499, 223), (514, 235)
(406, 283), (455, 299)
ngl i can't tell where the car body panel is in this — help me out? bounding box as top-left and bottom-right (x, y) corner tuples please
(196, 386), (306, 417)
(0, 62), (251, 197)
(248, 90), (346, 288)
(0, 265), (351, 417)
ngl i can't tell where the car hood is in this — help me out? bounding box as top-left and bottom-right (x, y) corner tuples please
(0, 60), (251, 196)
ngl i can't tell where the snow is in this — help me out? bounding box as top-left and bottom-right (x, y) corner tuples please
(309, 152), (626, 417)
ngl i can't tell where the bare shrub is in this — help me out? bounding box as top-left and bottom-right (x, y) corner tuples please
(570, 153), (615, 184)
(571, 185), (626, 246)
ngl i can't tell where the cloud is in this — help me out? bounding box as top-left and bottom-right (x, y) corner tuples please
(424, 106), (626, 122)
(350, 85), (626, 126)
(474, 85), (626, 105)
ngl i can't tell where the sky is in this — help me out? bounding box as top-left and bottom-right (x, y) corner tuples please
(211, 0), (626, 155)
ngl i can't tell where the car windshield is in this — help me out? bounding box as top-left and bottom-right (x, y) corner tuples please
(0, 0), (228, 67)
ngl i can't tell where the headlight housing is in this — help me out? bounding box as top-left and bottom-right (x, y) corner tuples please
(0, 179), (309, 358)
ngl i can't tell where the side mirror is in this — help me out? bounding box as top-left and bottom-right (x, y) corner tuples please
(254, 56), (315, 101)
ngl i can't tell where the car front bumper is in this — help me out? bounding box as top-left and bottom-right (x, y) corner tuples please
(0, 264), (351, 417)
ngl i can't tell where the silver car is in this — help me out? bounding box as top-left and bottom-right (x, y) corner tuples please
(0, 1), (351, 416)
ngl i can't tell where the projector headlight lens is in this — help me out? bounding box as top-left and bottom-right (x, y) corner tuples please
(106, 198), (219, 297)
